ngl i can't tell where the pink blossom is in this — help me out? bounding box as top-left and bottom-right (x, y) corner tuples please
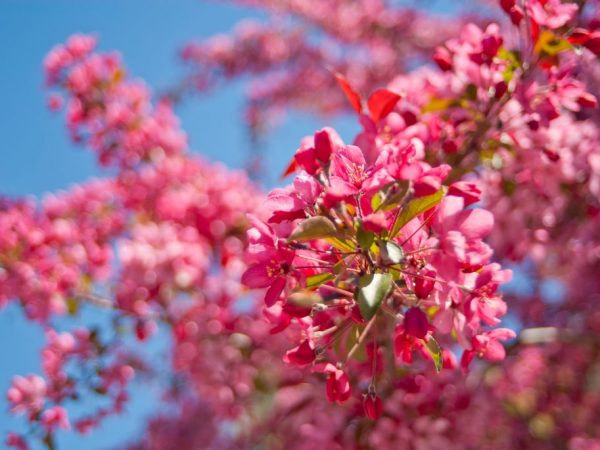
(7, 374), (46, 415)
(242, 217), (295, 306)
(41, 406), (70, 431)
(528, 0), (578, 29)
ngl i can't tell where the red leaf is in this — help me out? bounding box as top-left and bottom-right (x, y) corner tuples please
(281, 158), (299, 179)
(334, 72), (363, 114)
(567, 28), (590, 45)
(367, 89), (401, 122)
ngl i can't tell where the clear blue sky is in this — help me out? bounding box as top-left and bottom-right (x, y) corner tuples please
(0, 1), (475, 449)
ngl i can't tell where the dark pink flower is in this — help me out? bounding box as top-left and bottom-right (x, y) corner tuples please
(283, 339), (316, 366)
(461, 328), (516, 371)
(241, 216), (295, 306)
(317, 363), (351, 404)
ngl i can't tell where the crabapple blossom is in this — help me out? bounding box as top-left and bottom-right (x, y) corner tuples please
(3, 0), (600, 449)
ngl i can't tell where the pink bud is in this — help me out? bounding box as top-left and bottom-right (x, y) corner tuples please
(314, 129), (334, 162)
(442, 140), (458, 154)
(433, 47), (453, 71)
(47, 93), (64, 111)
(481, 35), (502, 58)
(493, 81), (508, 100)
(363, 394), (383, 420)
(404, 307), (429, 339)
(499, 0), (515, 13)
(414, 270), (436, 299)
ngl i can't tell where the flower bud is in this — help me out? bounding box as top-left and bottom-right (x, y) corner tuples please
(363, 394), (383, 420)
(404, 307), (429, 339)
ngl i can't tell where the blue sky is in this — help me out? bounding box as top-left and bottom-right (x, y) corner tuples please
(0, 1), (472, 448)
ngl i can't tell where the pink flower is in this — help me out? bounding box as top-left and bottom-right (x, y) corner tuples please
(241, 216), (295, 306)
(528, 0), (578, 29)
(284, 339), (316, 366)
(413, 164), (451, 197)
(7, 374), (46, 415)
(448, 181), (482, 207)
(327, 145), (390, 201)
(375, 141), (424, 181)
(323, 364), (351, 404)
(287, 128), (344, 176)
(328, 145), (369, 198)
(461, 328), (516, 371)
(266, 171), (322, 223)
(467, 263), (512, 326)
(394, 325), (428, 364)
(432, 196), (494, 270)
(41, 406), (70, 431)
(6, 433), (29, 450)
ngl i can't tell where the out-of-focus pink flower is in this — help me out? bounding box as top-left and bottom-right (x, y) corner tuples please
(7, 374), (46, 415)
(41, 406), (70, 431)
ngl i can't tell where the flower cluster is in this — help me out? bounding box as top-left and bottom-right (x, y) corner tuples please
(45, 34), (186, 169)
(7, 328), (141, 445)
(179, 1), (465, 137)
(4, 0), (600, 449)
(243, 123), (513, 414)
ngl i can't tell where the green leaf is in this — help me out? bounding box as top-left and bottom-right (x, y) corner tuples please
(425, 337), (443, 372)
(288, 290), (323, 308)
(288, 216), (337, 242)
(357, 226), (374, 250)
(378, 240), (405, 265)
(534, 31), (572, 56)
(326, 236), (356, 252)
(66, 297), (79, 315)
(390, 188), (445, 238)
(355, 273), (393, 320)
(465, 83), (478, 101)
(371, 192), (384, 211)
(344, 325), (367, 362)
(306, 272), (335, 289)
(377, 182), (410, 212)
(422, 97), (455, 114)
(333, 260), (345, 275)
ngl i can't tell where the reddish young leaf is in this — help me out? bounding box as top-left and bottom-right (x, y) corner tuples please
(567, 28), (590, 45)
(367, 89), (401, 122)
(334, 72), (363, 114)
(281, 157), (299, 179)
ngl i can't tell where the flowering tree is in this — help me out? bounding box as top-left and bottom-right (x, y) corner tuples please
(3, 0), (600, 449)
